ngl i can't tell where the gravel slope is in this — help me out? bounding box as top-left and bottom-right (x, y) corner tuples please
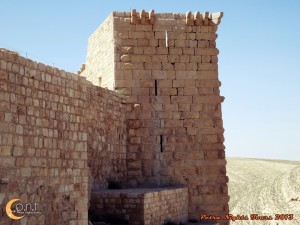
(227, 158), (300, 225)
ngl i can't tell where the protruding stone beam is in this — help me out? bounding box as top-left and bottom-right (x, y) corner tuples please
(130, 9), (155, 25)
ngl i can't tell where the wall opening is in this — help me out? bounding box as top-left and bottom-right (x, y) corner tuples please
(160, 135), (163, 152)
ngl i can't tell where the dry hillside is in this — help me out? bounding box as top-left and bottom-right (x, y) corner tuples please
(227, 158), (300, 225)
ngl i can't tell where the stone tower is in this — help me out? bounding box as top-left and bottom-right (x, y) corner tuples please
(82, 9), (229, 223)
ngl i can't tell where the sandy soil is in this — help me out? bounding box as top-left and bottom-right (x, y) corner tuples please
(227, 158), (300, 225)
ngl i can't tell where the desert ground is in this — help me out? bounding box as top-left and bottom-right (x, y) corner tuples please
(227, 158), (300, 225)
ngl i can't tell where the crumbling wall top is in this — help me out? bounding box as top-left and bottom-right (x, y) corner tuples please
(112, 9), (223, 26)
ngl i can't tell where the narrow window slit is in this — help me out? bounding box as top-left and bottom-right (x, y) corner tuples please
(160, 135), (163, 152)
(155, 80), (158, 96)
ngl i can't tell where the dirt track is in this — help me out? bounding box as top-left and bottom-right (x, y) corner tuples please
(227, 158), (300, 225)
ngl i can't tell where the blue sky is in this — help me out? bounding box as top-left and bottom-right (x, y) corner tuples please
(1, 0), (300, 161)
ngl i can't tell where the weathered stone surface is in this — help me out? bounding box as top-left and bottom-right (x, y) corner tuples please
(0, 8), (228, 225)
(80, 9), (228, 225)
(0, 48), (126, 225)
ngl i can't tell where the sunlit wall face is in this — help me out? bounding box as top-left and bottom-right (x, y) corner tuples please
(1, 0), (299, 160)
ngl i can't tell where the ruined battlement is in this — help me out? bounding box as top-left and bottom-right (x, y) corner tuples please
(112, 9), (223, 26)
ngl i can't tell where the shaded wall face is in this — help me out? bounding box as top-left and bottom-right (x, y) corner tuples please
(112, 11), (229, 219)
(0, 50), (127, 225)
(90, 187), (188, 225)
(86, 86), (127, 190)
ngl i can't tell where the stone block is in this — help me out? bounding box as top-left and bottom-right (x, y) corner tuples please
(158, 88), (177, 96)
(195, 48), (219, 56)
(157, 80), (172, 87)
(144, 62), (162, 70)
(198, 40), (210, 48)
(168, 55), (180, 63)
(178, 103), (191, 111)
(154, 31), (165, 39)
(202, 55), (212, 63)
(196, 71), (218, 80)
(162, 63), (174, 70)
(176, 71), (196, 79)
(129, 31), (145, 39)
(156, 47), (168, 55)
(211, 55), (218, 63)
(152, 71), (169, 80)
(0, 70), (8, 80)
(174, 63), (186, 70)
(121, 46), (134, 54)
(182, 48), (194, 55)
(151, 55), (168, 62)
(198, 63), (218, 71)
(163, 119), (184, 127)
(171, 96), (192, 104)
(190, 55), (202, 63)
(131, 55), (151, 62)
(133, 47), (144, 54)
(115, 80), (140, 88)
(132, 70), (151, 80)
(137, 39), (149, 46)
(120, 55), (131, 62)
(181, 112), (199, 119)
(143, 47), (156, 55)
(140, 80), (155, 88)
(184, 88), (198, 95)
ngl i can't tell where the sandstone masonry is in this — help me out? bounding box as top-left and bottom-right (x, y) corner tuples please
(0, 49), (127, 225)
(0, 9), (229, 225)
(83, 10), (229, 224)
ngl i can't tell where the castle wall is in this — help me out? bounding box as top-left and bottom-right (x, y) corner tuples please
(1, 8), (230, 225)
(86, 83), (127, 190)
(0, 49), (127, 225)
(85, 10), (229, 223)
